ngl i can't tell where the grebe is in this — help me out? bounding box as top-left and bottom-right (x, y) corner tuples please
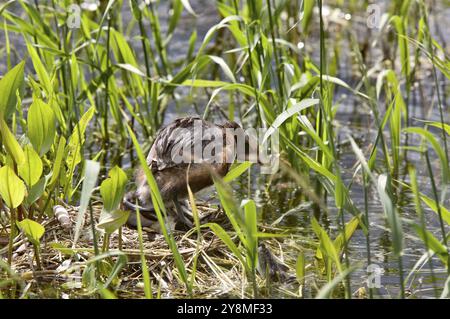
(124, 116), (243, 229)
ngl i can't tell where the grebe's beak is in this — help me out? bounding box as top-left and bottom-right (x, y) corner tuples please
(243, 132), (264, 165)
(122, 192), (154, 213)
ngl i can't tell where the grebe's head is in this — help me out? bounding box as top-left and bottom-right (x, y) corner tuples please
(220, 120), (261, 164)
(221, 120), (241, 130)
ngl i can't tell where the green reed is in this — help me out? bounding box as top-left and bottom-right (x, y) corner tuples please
(0, 0), (449, 299)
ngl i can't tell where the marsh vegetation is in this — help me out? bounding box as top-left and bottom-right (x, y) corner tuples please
(0, 0), (449, 299)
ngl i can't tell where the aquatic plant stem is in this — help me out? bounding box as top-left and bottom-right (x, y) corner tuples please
(339, 208), (352, 298)
(425, 152), (450, 273)
(102, 12), (112, 168)
(266, 0), (284, 100)
(363, 174), (374, 299)
(137, 14), (155, 134)
(7, 207), (16, 265)
(419, 1), (449, 166)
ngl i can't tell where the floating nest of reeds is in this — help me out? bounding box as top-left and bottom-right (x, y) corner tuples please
(0, 201), (298, 298)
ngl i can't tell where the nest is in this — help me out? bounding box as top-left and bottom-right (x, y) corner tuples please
(0, 201), (297, 298)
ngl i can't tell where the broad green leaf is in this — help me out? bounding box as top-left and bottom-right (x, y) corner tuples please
(2, 12), (58, 51)
(26, 175), (48, 205)
(0, 117), (25, 165)
(0, 165), (26, 208)
(18, 145), (43, 187)
(17, 219), (45, 245)
(97, 209), (130, 234)
(100, 166), (128, 212)
(297, 115), (333, 160)
(0, 60), (25, 119)
(126, 125), (165, 213)
(27, 99), (56, 156)
(174, 78), (275, 123)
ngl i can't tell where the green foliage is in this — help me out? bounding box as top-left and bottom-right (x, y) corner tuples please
(0, 61), (25, 120)
(100, 166), (128, 212)
(97, 209), (130, 235)
(0, 117), (25, 165)
(0, 0), (448, 299)
(27, 99), (56, 156)
(0, 165), (26, 208)
(18, 144), (43, 187)
(17, 218), (45, 246)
